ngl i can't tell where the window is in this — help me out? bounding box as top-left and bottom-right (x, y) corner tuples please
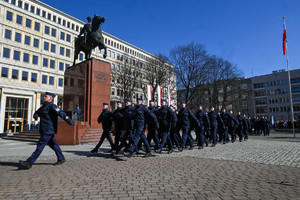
(11, 0), (16, 5)
(58, 18), (61, 24)
(6, 11), (12, 21)
(26, 19), (32, 28)
(49, 76), (54, 85)
(42, 75), (47, 84)
(52, 15), (56, 22)
(16, 15), (22, 25)
(5, 29), (11, 39)
(50, 44), (56, 53)
(65, 64), (70, 69)
(12, 69), (18, 79)
(33, 38), (39, 48)
(13, 50), (20, 60)
(44, 42), (49, 51)
(30, 6), (35, 13)
(1, 67), (8, 78)
(58, 78), (63, 86)
(36, 8), (40, 15)
(111, 51), (115, 58)
(44, 26), (50, 34)
(22, 71), (28, 81)
(35, 22), (40, 31)
(23, 53), (29, 63)
(24, 35), (30, 45)
(47, 13), (51, 20)
(50, 60), (55, 69)
(60, 47), (64, 55)
(59, 62), (64, 71)
(60, 32), (65, 40)
(51, 28), (56, 37)
(42, 11), (46, 18)
(15, 32), (21, 42)
(24, 3), (29, 10)
(79, 53), (83, 61)
(66, 34), (71, 42)
(32, 55), (38, 65)
(18, 1), (22, 8)
(31, 73), (37, 82)
(43, 58), (48, 67)
(66, 49), (70, 57)
(3, 48), (10, 58)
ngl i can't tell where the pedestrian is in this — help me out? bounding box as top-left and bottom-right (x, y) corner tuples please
(228, 110), (239, 142)
(112, 101), (124, 151)
(115, 99), (135, 154)
(208, 106), (224, 147)
(195, 104), (210, 149)
(91, 103), (114, 153)
(19, 92), (74, 169)
(147, 100), (160, 149)
(74, 105), (82, 121)
(156, 99), (176, 154)
(236, 112), (247, 142)
(124, 98), (158, 157)
(169, 105), (181, 148)
(177, 101), (199, 151)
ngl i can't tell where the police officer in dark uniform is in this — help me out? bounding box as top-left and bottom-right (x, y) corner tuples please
(115, 99), (135, 154)
(156, 99), (176, 154)
(195, 104), (210, 149)
(169, 105), (181, 148)
(74, 105), (82, 121)
(177, 101), (199, 151)
(19, 92), (74, 169)
(228, 110), (239, 142)
(124, 98), (158, 157)
(251, 116), (259, 135)
(112, 101), (124, 151)
(236, 111), (247, 142)
(147, 100), (160, 148)
(91, 103), (114, 153)
(208, 106), (224, 147)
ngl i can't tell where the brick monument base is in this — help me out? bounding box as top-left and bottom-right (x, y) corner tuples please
(56, 58), (111, 145)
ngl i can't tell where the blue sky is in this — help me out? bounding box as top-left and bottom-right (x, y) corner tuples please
(40, 0), (300, 78)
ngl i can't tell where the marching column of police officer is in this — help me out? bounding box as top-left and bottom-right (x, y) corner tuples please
(20, 92), (273, 169)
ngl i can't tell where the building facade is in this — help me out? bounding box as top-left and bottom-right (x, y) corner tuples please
(252, 69), (300, 121)
(0, 0), (176, 133)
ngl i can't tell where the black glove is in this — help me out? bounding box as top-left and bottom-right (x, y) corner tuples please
(33, 113), (38, 121)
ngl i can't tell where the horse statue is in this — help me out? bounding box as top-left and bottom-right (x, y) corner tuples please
(73, 14), (107, 66)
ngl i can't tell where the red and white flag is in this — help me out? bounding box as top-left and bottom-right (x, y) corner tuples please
(283, 19), (287, 55)
(147, 85), (153, 106)
(168, 85), (171, 106)
(157, 85), (161, 106)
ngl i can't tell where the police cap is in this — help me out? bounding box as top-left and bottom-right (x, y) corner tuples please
(125, 99), (132, 103)
(103, 102), (109, 106)
(45, 92), (56, 99)
(117, 101), (123, 105)
(137, 98), (143, 101)
(181, 101), (186, 105)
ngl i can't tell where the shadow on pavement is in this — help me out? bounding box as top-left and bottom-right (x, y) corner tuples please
(64, 150), (126, 161)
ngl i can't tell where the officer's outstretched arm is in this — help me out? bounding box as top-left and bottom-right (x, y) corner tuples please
(51, 104), (74, 126)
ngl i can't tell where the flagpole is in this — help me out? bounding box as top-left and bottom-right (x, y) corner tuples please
(283, 16), (295, 138)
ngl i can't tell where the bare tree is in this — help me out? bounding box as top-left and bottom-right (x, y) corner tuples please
(170, 42), (209, 108)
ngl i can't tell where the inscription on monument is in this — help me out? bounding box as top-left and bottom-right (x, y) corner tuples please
(95, 73), (107, 83)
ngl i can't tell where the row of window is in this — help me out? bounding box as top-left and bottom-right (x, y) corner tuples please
(0, 66), (63, 86)
(266, 80), (288, 87)
(5, 0), (81, 32)
(6, 11), (73, 43)
(4, 29), (72, 57)
(2, 47), (73, 70)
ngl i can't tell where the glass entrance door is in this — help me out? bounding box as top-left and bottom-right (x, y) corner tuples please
(4, 97), (28, 133)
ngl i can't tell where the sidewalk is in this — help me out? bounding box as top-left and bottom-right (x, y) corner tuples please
(0, 132), (300, 199)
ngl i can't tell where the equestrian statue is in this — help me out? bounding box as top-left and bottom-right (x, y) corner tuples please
(73, 14), (107, 66)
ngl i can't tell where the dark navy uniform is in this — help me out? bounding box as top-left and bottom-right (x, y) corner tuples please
(228, 113), (239, 142)
(208, 110), (223, 146)
(157, 104), (176, 153)
(117, 103), (135, 152)
(147, 105), (160, 148)
(178, 107), (199, 150)
(127, 104), (157, 154)
(26, 99), (73, 165)
(195, 109), (210, 148)
(74, 106), (82, 121)
(237, 113), (247, 142)
(112, 105), (124, 149)
(92, 108), (114, 152)
(251, 117), (259, 135)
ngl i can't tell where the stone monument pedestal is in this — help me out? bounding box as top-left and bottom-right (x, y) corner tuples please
(56, 58), (111, 145)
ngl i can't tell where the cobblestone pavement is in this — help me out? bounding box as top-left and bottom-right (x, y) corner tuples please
(0, 132), (300, 200)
